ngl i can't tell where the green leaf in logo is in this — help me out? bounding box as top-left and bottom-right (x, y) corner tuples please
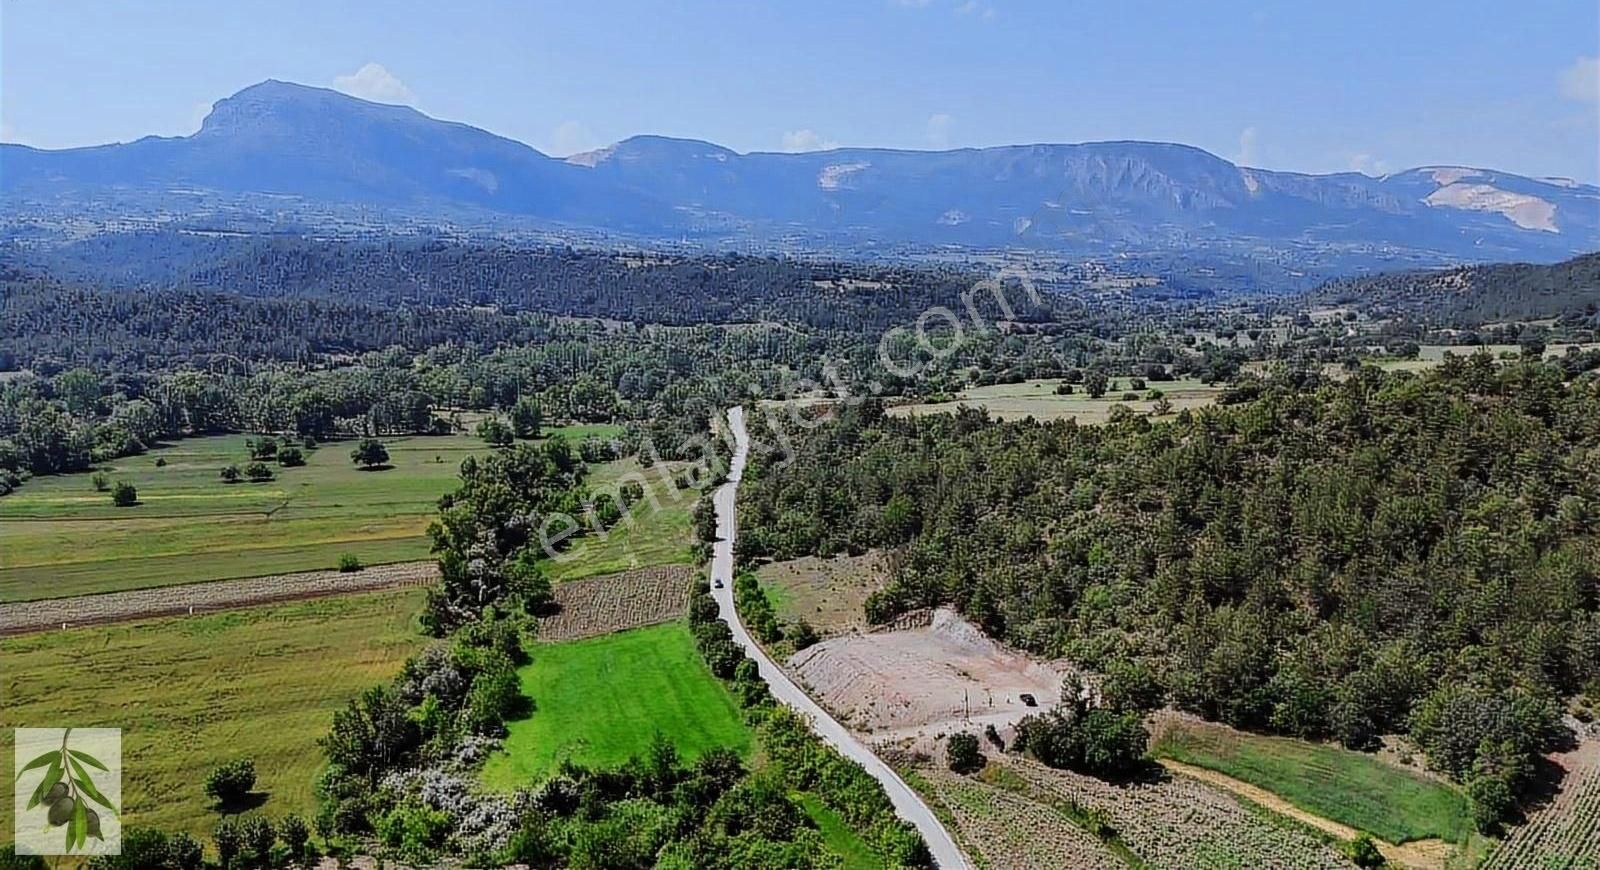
(68, 757), (119, 818)
(73, 799), (88, 851)
(19, 750), (59, 774)
(26, 761), (63, 810)
(67, 749), (109, 772)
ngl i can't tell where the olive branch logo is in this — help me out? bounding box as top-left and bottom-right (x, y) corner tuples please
(19, 728), (119, 854)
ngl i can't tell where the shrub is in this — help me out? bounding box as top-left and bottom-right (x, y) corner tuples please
(220, 465), (242, 483)
(350, 438), (389, 468)
(204, 759), (257, 808)
(111, 481), (138, 507)
(154, 456), (168, 468)
(947, 732), (984, 774)
(238, 815), (275, 866)
(789, 618), (820, 651)
(245, 462), (274, 482)
(1343, 833), (1384, 868)
(91, 471), (110, 491)
(338, 553), (364, 573)
(277, 446), (306, 467)
(212, 817), (242, 869)
(279, 814), (311, 864)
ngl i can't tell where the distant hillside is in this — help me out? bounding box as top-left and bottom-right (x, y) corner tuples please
(1311, 252), (1600, 325)
(4, 80), (1598, 277)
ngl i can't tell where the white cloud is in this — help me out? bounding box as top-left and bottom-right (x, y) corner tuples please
(954, 1), (995, 18)
(332, 62), (416, 106)
(1560, 55), (1599, 103)
(1234, 126), (1259, 166)
(781, 129), (839, 152)
(1347, 153), (1391, 177)
(549, 120), (600, 156)
(926, 113), (954, 149)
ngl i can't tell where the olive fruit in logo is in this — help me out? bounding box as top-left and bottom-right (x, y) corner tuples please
(47, 795), (76, 826)
(85, 808), (102, 838)
(44, 782), (68, 805)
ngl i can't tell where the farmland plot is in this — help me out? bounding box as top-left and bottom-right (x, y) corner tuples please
(535, 564), (694, 641)
(1486, 736), (1600, 869)
(911, 764), (1123, 870)
(1002, 756), (1353, 869)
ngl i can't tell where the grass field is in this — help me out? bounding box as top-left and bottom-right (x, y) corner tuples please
(796, 792), (886, 870)
(480, 621), (751, 789)
(0, 424), (625, 602)
(0, 588), (429, 840)
(888, 376), (1225, 423)
(1152, 719), (1475, 845)
(542, 456), (699, 582)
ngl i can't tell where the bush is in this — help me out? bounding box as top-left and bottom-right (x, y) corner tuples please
(154, 456), (168, 468)
(1343, 833), (1384, 868)
(238, 815), (276, 866)
(789, 618), (820, 651)
(279, 814), (311, 863)
(111, 480), (138, 507)
(338, 553), (364, 573)
(277, 446), (306, 467)
(204, 759), (257, 808)
(91, 471), (110, 491)
(350, 438), (389, 468)
(212, 818), (242, 869)
(946, 732), (985, 774)
(244, 462), (274, 482)
(220, 464), (242, 483)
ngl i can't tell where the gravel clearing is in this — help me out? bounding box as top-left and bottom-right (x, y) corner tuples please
(0, 561), (438, 635)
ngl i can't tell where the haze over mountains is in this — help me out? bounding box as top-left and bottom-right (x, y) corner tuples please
(3, 79), (1596, 275)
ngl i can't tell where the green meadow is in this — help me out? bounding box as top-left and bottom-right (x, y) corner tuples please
(480, 621), (752, 789)
(0, 588), (430, 841)
(0, 425), (624, 601)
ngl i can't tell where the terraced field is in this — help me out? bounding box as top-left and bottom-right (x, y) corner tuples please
(1486, 737), (1600, 869)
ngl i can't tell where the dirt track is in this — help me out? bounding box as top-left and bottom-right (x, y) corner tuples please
(0, 561), (439, 635)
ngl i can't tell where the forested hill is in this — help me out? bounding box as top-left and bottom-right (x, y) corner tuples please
(1312, 251), (1600, 326)
(738, 358), (1600, 826)
(5, 232), (1053, 332)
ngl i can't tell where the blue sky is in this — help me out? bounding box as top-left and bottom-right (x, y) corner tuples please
(3, 0), (1597, 181)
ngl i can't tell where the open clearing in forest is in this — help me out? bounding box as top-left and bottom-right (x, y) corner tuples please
(759, 551), (888, 637)
(0, 588), (429, 842)
(480, 621), (751, 789)
(887, 376), (1225, 423)
(0, 424), (621, 602)
(541, 455), (700, 582)
(1151, 715), (1475, 846)
(787, 607), (1066, 744)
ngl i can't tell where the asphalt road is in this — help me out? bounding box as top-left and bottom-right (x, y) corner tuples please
(709, 405), (970, 870)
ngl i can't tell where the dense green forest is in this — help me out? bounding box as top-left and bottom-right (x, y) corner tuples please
(737, 356), (1600, 827)
(1314, 251), (1600, 327)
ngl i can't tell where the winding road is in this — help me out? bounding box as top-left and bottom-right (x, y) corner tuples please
(710, 406), (970, 870)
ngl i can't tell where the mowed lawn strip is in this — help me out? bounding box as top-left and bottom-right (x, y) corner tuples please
(480, 621), (751, 789)
(1151, 720), (1474, 844)
(0, 587), (429, 841)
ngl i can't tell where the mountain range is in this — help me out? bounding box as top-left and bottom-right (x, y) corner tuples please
(3, 79), (1596, 275)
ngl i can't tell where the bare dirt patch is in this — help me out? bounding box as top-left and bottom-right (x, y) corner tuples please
(757, 550), (887, 636)
(0, 561), (437, 635)
(787, 607), (1066, 744)
(535, 565), (694, 642)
